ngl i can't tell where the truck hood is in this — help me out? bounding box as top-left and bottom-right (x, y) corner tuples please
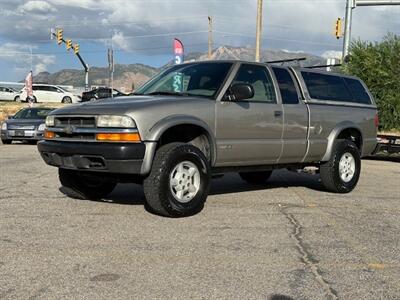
(50, 95), (211, 115)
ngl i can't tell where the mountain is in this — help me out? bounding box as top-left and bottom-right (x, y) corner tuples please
(32, 46), (326, 91)
(33, 64), (158, 92)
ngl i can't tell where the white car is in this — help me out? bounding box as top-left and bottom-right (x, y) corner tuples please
(19, 84), (81, 103)
(0, 86), (21, 101)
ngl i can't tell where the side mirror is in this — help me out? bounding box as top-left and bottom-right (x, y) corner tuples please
(7, 115), (14, 119)
(230, 83), (254, 101)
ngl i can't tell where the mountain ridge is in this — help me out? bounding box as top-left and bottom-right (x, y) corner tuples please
(32, 46), (326, 92)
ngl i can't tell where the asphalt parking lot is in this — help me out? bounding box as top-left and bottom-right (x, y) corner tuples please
(0, 144), (399, 299)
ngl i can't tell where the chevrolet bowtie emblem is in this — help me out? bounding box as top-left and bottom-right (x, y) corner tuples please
(64, 125), (74, 134)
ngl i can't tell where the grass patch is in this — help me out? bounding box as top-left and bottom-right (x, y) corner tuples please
(0, 101), (65, 122)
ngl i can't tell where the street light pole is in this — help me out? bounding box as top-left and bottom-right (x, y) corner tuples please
(342, 0), (355, 61)
(342, 0), (400, 61)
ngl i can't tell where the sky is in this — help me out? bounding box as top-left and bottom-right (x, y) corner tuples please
(0, 0), (399, 81)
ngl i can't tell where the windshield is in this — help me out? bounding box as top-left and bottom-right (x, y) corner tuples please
(135, 62), (233, 98)
(13, 108), (53, 120)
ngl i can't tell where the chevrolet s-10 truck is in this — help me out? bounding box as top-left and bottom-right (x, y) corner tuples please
(38, 61), (378, 217)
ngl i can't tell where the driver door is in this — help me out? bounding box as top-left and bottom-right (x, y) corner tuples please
(215, 63), (283, 166)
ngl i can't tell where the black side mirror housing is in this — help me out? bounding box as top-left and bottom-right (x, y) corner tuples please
(230, 83), (254, 101)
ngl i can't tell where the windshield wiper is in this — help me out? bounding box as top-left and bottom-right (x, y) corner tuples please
(145, 91), (188, 96)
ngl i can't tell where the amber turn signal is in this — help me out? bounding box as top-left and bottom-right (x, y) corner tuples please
(96, 132), (141, 142)
(44, 130), (55, 139)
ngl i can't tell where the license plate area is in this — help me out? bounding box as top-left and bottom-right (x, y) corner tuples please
(14, 130), (25, 137)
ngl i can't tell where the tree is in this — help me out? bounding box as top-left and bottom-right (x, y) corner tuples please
(342, 34), (400, 131)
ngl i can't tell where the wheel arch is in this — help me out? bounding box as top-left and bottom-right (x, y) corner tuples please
(140, 115), (217, 175)
(321, 122), (363, 162)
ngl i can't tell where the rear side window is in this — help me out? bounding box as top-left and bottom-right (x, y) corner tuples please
(46, 86), (59, 92)
(272, 67), (299, 104)
(343, 78), (371, 104)
(301, 72), (352, 102)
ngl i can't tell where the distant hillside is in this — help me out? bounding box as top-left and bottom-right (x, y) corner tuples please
(33, 64), (158, 92)
(163, 46), (325, 67)
(32, 46), (326, 91)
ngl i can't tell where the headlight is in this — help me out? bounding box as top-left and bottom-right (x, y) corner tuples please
(96, 115), (136, 128)
(1, 122), (6, 130)
(46, 115), (54, 127)
(38, 123), (46, 131)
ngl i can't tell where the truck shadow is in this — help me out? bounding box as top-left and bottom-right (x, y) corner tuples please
(97, 169), (324, 206)
(209, 170), (325, 196)
(364, 155), (400, 163)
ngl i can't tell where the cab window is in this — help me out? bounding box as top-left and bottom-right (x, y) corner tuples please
(231, 64), (276, 103)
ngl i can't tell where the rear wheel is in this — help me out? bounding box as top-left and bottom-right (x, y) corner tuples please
(62, 96), (72, 104)
(26, 96), (37, 103)
(239, 170), (273, 184)
(59, 168), (117, 200)
(320, 140), (361, 193)
(1, 139), (12, 145)
(143, 143), (211, 217)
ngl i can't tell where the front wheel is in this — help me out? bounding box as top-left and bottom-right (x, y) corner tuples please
(320, 140), (361, 193)
(14, 96), (20, 102)
(1, 139), (12, 145)
(143, 143), (211, 217)
(59, 169), (117, 200)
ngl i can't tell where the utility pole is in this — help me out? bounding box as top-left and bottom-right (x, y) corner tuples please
(342, 0), (400, 61)
(108, 48), (114, 98)
(255, 0), (263, 62)
(208, 16), (213, 59)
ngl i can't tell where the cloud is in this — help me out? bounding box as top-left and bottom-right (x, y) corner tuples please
(0, 43), (55, 76)
(0, 0), (399, 59)
(321, 50), (343, 59)
(111, 31), (130, 51)
(18, 1), (57, 14)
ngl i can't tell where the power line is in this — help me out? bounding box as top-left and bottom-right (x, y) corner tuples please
(0, 43), (213, 56)
(53, 15), (210, 27)
(214, 30), (341, 47)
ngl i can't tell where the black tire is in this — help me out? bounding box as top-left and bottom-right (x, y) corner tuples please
(59, 168), (117, 200)
(143, 143), (211, 217)
(26, 96), (37, 103)
(239, 170), (273, 184)
(14, 96), (20, 102)
(62, 96), (72, 104)
(320, 140), (361, 193)
(1, 139), (12, 145)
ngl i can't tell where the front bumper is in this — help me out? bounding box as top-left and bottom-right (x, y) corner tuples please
(37, 140), (146, 174)
(1, 129), (44, 141)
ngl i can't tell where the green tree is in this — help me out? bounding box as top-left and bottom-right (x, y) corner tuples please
(342, 33), (400, 130)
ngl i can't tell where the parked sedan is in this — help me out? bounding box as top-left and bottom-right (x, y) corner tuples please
(0, 86), (21, 101)
(81, 87), (126, 102)
(1, 107), (55, 144)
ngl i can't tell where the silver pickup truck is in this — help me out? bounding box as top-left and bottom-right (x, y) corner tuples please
(38, 61), (378, 217)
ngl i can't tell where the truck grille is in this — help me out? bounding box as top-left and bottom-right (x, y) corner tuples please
(51, 115), (97, 141)
(47, 115), (137, 142)
(54, 116), (96, 128)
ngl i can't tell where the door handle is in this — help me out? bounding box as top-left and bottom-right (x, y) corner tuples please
(274, 111), (282, 117)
